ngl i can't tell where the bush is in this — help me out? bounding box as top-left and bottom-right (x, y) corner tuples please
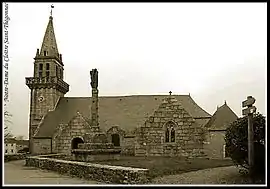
(225, 113), (265, 180)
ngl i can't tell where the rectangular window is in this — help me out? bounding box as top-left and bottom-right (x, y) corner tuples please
(56, 66), (58, 77)
(39, 64), (43, 70)
(46, 63), (50, 70)
(11, 149), (13, 153)
(39, 71), (42, 78)
(46, 71), (50, 77)
(11, 144), (13, 146)
(44, 51), (47, 56)
(5, 150), (7, 153)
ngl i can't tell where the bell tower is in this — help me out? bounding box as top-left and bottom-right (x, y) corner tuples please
(25, 13), (69, 153)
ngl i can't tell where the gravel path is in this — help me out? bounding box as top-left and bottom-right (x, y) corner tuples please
(4, 160), (101, 185)
(151, 166), (252, 184)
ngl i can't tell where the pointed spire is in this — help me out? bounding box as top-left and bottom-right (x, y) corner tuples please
(40, 8), (59, 58)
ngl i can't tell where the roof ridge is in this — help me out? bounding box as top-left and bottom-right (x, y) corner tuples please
(36, 94), (212, 137)
(186, 96), (212, 117)
(63, 94), (190, 99)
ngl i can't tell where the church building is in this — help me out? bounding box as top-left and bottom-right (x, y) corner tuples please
(26, 14), (237, 158)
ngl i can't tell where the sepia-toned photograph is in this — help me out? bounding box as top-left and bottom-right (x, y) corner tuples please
(3, 2), (266, 186)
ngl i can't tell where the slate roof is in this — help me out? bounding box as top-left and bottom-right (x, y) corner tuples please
(34, 95), (211, 138)
(205, 101), (238, 130)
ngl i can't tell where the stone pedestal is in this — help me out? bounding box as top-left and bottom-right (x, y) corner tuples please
(72, 134), (121, 162)
(71, 147), (121, 162)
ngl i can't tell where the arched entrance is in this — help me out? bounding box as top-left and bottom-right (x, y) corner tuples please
(71, 137), (84, 149)
(111, 134), (120, 146)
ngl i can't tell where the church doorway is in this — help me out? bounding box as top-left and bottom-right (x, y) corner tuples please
(71, 137), (84, 149)
(111, 134), (120, 146)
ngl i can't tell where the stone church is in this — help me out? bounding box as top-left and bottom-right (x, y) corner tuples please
(26, 15), (237, 158)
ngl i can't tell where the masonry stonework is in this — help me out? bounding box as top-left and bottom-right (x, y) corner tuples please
(135, 97), (204, 157)
(122, 136), (135, 155)
(203, 131), (227, 159)
(32, 138), (52, 155)
(26, 16), (69, 154)
(53, 113), (92, 154)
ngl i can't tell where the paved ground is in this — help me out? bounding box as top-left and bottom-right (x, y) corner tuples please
(151, 166), (251, 184)
(4, 160), (100, 185)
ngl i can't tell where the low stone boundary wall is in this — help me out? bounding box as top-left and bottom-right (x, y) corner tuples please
(25, 155), (149, 184)
(4, 153), (28, 162)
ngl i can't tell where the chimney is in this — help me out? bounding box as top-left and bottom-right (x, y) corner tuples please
(90, 69), (99, 127)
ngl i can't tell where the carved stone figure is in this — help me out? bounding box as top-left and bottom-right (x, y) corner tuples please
(90, 69), (98, 89)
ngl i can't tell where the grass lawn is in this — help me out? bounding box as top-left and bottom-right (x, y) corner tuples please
(91, 156), (234, 180)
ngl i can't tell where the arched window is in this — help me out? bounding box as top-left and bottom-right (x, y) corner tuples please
(164, 121), (176, 143)
(111, 134), (120, 146)
(171, 128), (175, 142)
(165, 128), (170, 142)
(39, 64), (43, 70)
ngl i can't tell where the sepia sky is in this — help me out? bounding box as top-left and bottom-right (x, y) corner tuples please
(4, 3), (267, 138)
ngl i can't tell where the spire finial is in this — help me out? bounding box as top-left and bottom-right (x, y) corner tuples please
(169, 91), (172, 96)
(50, 4), (54, 17)
(224, 100), (227, 105)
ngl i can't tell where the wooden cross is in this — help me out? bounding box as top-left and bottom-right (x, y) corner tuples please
(169, 91), (172, 96)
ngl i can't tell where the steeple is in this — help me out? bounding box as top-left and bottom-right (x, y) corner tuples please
(39, 15), (59, 58)
(25, 6), (69, 154)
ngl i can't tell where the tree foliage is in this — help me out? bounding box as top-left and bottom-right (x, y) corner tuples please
(225, 113), (265, 178)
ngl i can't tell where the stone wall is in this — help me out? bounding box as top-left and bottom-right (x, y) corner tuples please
(25, 155), (149, 184)
(32, 138), (52, 154)
(53, 112), (97, 154)
(29, 87), (64, 154)
(106, 126), (126, 154)
(30, 88), (63, 139)
(203, 130), (227, 159)
(122, 136), (135, 155)
(135, 97), (204, 157)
